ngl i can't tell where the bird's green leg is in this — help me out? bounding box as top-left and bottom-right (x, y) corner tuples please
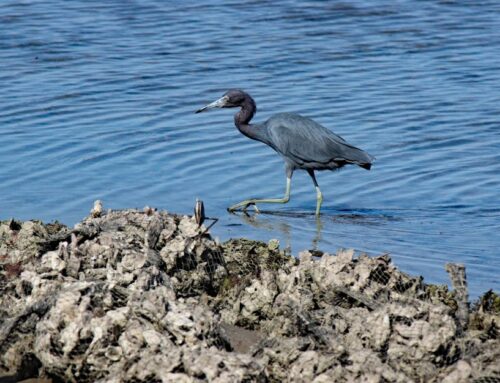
(307, 169), (323, 216)
(228, 177), (291, 212)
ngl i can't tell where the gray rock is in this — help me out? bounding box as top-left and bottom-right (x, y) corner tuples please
(0, 209), (499, 382)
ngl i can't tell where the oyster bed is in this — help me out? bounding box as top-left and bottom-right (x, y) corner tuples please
(0, 208), (499, 382)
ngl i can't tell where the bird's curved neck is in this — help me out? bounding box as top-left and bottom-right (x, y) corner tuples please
(234, 94), (270, 145)
(234, 94), (268, 143)
(234, 96), (256, 130)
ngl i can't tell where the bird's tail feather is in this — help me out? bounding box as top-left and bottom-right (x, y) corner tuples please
(342, 147), (374, 170)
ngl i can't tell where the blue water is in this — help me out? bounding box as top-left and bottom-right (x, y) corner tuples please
(1, 0), (499, 298)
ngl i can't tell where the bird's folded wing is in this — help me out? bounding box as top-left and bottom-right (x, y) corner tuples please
(268, 122), (372, 167)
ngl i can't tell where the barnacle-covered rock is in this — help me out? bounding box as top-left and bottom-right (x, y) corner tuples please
(0, 209), (499, 382)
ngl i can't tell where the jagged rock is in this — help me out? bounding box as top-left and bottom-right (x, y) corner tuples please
(0, 210), (499, 383)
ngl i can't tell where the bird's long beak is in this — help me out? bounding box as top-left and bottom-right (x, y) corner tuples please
(196, 95), (229, 113)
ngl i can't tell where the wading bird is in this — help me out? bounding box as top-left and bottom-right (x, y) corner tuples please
(196, 89), (374, 216)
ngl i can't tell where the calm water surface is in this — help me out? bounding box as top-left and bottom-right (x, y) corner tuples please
(1, 1), (499, 297)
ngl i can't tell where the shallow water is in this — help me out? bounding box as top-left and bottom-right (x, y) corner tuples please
(1, 0), (499, 297)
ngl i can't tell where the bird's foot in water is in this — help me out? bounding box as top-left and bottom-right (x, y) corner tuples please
(228, 201), (260, 213)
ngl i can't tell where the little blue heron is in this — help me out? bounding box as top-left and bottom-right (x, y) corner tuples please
(196, 89), (374, 216)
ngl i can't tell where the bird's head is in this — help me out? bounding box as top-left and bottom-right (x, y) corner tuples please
(196, 89), (249, 113)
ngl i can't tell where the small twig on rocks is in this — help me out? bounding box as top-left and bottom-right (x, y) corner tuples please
(199, 217), (219, 236)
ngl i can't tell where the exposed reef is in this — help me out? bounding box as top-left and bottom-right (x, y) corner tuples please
(0, 207), (499, 382)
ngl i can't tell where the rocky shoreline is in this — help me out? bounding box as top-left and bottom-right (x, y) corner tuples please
(0, 207), (499, 382)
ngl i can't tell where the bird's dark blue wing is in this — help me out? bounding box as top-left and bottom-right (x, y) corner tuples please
(266, 113), (373, 168)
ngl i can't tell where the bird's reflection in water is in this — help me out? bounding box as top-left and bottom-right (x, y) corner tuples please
(230, 210), (325, 253)
(229, 208), (397, 255)
(312, 216), (323, 251)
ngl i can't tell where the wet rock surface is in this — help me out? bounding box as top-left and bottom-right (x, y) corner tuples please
(0, 208), (499, 382)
